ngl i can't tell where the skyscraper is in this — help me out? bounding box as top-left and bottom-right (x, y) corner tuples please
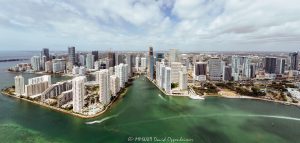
(68, 47), (76, 65)
(147, 47), (154, 80)
(126, 54), (132, 76)
(265, 57), (277, 74)
(79, 54), (86, 67)
(276, 58), (286, 74)
(98, 69), (110, 106)
(31, 56), (41, 71)
(169, 49), (179, 62)
(86, 54), (94, 69)
(108, 52), (116, 67)
(208, 57), (224, 81)
(170, 62), (182, 83)
(164, 67), (171, 94)
(194, 62), (207, 81)
(15, 75), (24, 96)
(110, 75), (120, 97)
(179, 70), (187, 90)
(115, 63), (127, 88)
(231, 56), (251, 81)
(159, 63), (166, 88)
(92, 51), (99, 61)
(41, 48), (50, 60)
(72, 76), (86, 113)
(289, 52), (298, 70)
(135, 56), (140, 71)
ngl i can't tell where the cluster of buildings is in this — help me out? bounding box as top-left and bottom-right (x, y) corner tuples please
(12, 46), (300, 114)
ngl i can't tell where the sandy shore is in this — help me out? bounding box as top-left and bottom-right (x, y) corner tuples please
(205, 94), (300, 107)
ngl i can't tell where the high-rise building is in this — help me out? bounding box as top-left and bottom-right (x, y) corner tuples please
(92, 51), (99, 61)
(45, 61), (53, 73)
(68, 47), (76, 65)
(15, 75), (24, 96)
(110, 75), (120, 97)
(250, 64), (256, 78)
(194, 62), (207, 81)
(147, 47), (154, 80)
(115, 63), (127, 88)
(141, 57), (147, 72)
(108, 52), (116, 67)
(86, 54), (94, 69)
(276, 58), (286, 74)
(208, 57), (224, 81)
(289, 52), (298, 70)
(25, 75), (51, 97)
(31, 56), (41, 71)
(265, 57), (277, 74)
(156, 53), (164, 62)
(159, 63), (166, 88)
(223, 66), (232, 81)
(41, 48), (50, 60)
(169, 49), (179, 62)
(231, 56), (251, 81)
(126, 54), (132, 76)
(98, 69), (110, 106)
(40, 56), (46, 71)
(164, 67), (171, 94)
(52, 59), (66, 73)
(135, 56), (140, 71)
(72, 76), (86, 113)
(156, 61), (161, 84)
(179, 70), (187, 90)
(170, 62), (182, 83)
(79, 54), (86, 67)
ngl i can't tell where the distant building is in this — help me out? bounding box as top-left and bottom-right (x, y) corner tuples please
(126, 54), (133, 76)
(265, 57), (277, 74)
(92, 51), (99, 61)
(289, 52), (298, 70)
(169, 49), (179, 62)
(15, 75), (24, 96)
(108, 52), (116, 67)
(135, 56), (140, 72)
(179, 70), (187, 90)
(79, 54), (86, 67)
(231, 56), (251, 81)
(72, 76), (86, 113)
(170, 62), (182, 83)
(276, 58), (286, 74)
(31, 56), (41, 71)
(208, 57), (224, 81)
(41, 48), (50, 60)
(68, 47), (76, 65)
(45, 61), (53, 73)
(223, 66), (232, 81)
(86, 54), (94, 69)
(147, 47), (154, 80)
(52, 59), (66, 73)
(194, 62), (207, 81)
(141, 57), (147, 72)
(156, 53), (164, 62)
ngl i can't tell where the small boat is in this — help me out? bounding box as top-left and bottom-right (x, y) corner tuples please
(189, 95), (205, 100)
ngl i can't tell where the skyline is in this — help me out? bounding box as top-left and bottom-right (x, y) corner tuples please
(0, 0), (300, 51)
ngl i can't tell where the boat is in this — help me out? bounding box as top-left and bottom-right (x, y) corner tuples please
(189, 95), (205, 100)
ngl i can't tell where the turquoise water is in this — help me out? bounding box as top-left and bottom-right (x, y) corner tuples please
(1, 61), (300, 143)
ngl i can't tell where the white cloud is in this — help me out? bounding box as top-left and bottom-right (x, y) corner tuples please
(0, 0), (299, 51)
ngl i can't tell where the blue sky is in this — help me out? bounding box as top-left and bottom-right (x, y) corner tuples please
(0, 0), (299, 51)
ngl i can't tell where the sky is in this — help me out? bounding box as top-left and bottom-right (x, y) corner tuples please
(0, 0), (299, 52)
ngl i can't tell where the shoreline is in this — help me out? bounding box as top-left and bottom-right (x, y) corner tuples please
(145, 75), (300, 107)
(1, 85), (130, 119)
(145, 76), (189, 97)
(205, 94), (300, 107)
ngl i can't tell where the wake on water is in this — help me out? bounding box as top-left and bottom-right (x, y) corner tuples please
(107, 113), (300, 127)
(158, 94), (167, 102)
